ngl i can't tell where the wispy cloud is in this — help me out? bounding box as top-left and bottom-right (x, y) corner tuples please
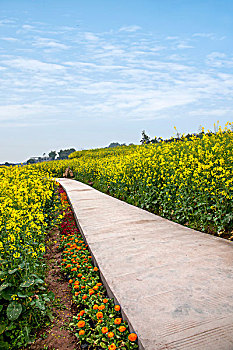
(0, 37), (19, 42)
(0, 19), (233, 126)
(192, 32), (215, 39)
(119, 25), (141, 32)
(2, 57), (66, 72)
(33, 37), (69, 50)
(206, 51), (233, 67)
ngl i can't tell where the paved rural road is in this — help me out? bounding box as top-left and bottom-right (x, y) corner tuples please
(58, 178), (233, 350)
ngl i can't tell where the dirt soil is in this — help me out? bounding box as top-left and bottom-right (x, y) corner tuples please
(28, 229), (81, 350)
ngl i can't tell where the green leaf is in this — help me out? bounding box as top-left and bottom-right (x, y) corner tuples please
(37, 286), (46, 290)
(0, 284), (11, 293)
(0, 324), (5, 335)
(47, 311), (54, 322)
(8, 268), (18, 275)
(6, 302), (22, 321)
(17, 292), (27, 298)
(100, 342), (107, 348)
(20, 278), (34, 288)
(35, 300), (45, 310)
(0, 272), (5, 279)
(34, 278), (44, 285)
(47, 291), (55, 300)
(0, 306), (3, 312)
(0, 340), (9, 350)
(1, 288), (16, 301)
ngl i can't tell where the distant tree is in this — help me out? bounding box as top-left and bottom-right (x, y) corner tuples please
(49, 150), (57, 160)
(57, 148), (76, 160)
(140, 130), (150, 144)
(108, 142), (126, 148)
(27, 158), (36, 164)
(108, 142), (121, 148)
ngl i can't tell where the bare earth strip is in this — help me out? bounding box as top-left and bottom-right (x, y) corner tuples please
(58, 178), (233, 350)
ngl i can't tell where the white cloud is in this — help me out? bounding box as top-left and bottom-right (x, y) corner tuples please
(0, 19), (15, 26)
(206, 51), (233, 67)
(22, 24), (34, 30)
(166, 36), (179, 40)
(33, 37), (69, 50)
(192, 32), (215, 39)
(84, 32), (99, 41)
(119, 25), (141, 32)
(0, 37), (19, 42)
(176, 42), (194, 49)
(2, 57), (66, 72)
(1, 21), (233, 126)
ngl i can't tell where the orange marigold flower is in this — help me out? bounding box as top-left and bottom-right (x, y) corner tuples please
(114, 318), (122, 325)
(69, 279), (73, 284)
(114, 305), (120, 311)
(75, 292), (79, 296)
(66, 264), (71, 268)
(128, 333), (137, 342)
(89, 289), (94, 295)
(107, 332), (114, 338)
(93, 286), (98, 291)
(93, 267), (98, 271)
(93, 304), (98, 310)
(118, 326), (126, 332)
(77, 321), (85, 328)
(71, 267), (77, 271)
(74, 285), (79, 289)
(103, 298), (108, 303)
(108, 344), (116, 350)
(82, 295), (87, 300)
(80, 310), (85, 316)
(82, 277), (86, 280)
(101, 327), (108, 334)
(79, 330), (85, 336)
(96, 312), (103, 319)
(98, 305), (105, 310)
(78, 273), (82, 277)
(81, 286), (85, 289)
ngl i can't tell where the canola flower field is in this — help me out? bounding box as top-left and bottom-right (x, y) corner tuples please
(36, 125), (233, 239)
(0, 166), (62, 348)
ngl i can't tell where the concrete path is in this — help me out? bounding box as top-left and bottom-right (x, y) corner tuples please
(58, 178), (233, 350)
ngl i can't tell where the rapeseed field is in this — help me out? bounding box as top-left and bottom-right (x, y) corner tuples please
(36, 124), (233, 239)
(0, 166), (62, 348)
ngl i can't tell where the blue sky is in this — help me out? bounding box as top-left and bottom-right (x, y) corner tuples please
(0, 0), (233, 162)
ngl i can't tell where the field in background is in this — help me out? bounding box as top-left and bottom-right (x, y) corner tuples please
(34, 125), (233, 239)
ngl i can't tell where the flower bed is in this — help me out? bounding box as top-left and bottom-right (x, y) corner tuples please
(58, 186), (139, 350)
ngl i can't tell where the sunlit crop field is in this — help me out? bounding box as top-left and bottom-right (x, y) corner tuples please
(0, 166), (61, 348)
(35, 126), (233, 239)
